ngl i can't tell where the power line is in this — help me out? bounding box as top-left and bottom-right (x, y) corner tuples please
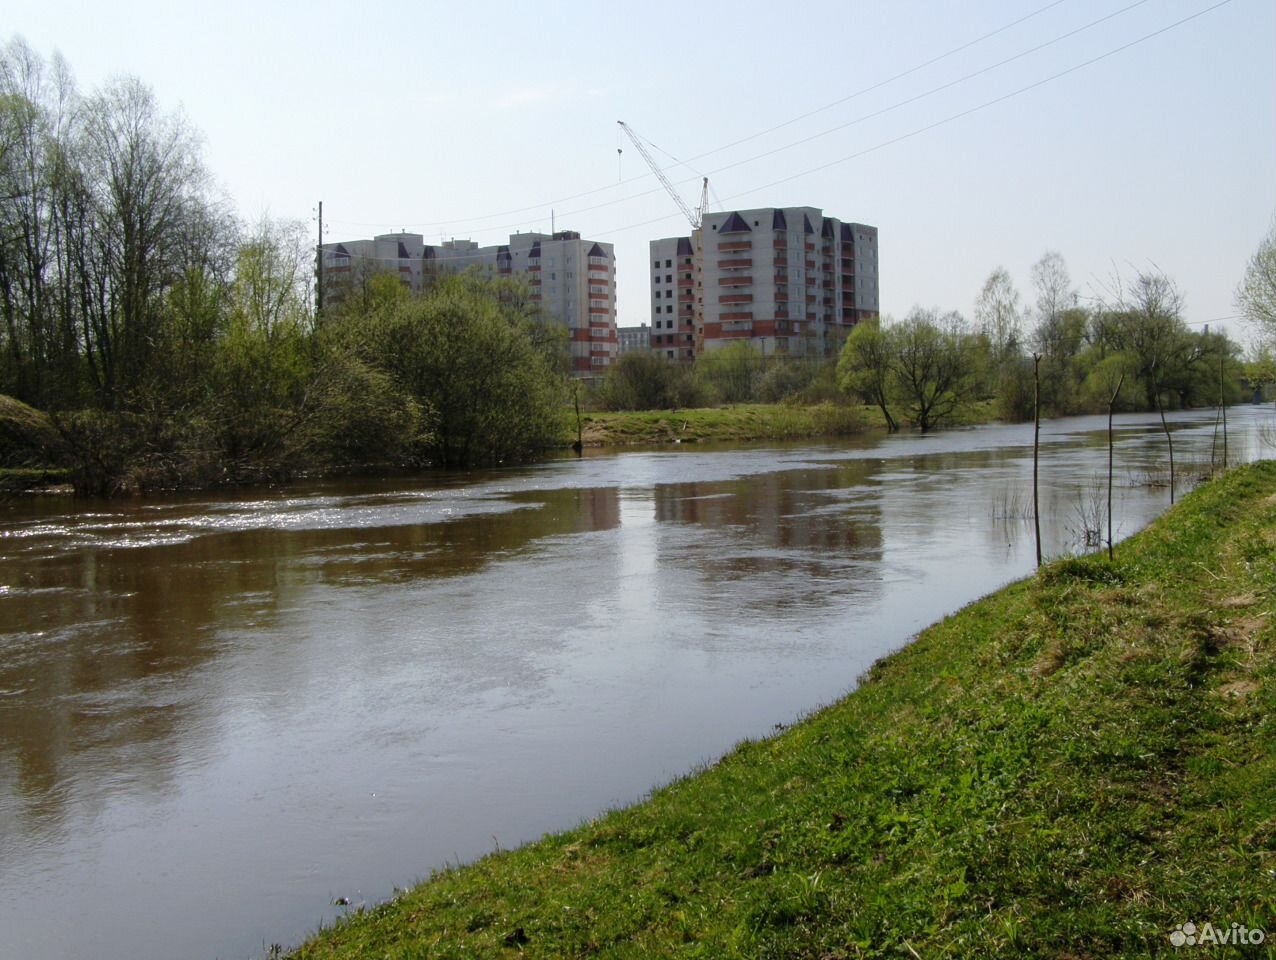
(331, 0), (1080, 232)
(338, 0), (1182, 244)
(703, 0), (1238, 214)
(328, 0), (1239, 270)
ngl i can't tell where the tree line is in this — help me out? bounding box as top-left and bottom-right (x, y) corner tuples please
(838, 251), (1245, 432)
(0, 39), (571, 493)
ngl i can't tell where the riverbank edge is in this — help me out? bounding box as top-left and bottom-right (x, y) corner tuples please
(286, 462), (1276, 959)
(573, 399), (999, 447)
(0, 398), (995, 496)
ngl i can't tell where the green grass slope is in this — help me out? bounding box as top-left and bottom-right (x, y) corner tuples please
(290, 463), (1276, 959)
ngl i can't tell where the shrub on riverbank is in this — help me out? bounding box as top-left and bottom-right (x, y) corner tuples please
(288, 462), (1276, 958)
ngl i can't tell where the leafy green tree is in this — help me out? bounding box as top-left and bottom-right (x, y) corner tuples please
(892, 309), (976, 432)
(837, 317), (898, 431)
(599, 351), (703, 411)
(373, 275), (568, 467)
(695, 341), (762, 404)
(1244, 345), (1276, 402)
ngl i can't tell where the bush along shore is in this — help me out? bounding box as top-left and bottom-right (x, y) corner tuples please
(288, 463), (1276, 958)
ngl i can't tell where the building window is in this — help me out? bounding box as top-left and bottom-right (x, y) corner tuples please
(654, 260), (660, 268)
(666, 305), (673, 313)
(665, 274), (672, 283)
(665, 259), (672, 267)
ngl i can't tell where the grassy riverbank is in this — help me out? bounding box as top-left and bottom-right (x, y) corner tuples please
(576, 402), (879, 447)
(289, 462), (1276, 958)
(574, 399), (1002, 447)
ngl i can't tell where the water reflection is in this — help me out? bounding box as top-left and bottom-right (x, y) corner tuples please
(0, 406), (1267, 960)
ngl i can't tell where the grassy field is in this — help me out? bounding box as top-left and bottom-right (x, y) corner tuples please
(572, 399), (1003, 448)
(574, 402), (879, 447)
(287, 462), (1276, 958)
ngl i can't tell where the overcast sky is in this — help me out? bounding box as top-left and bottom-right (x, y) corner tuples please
(6, 0), (1273, 342)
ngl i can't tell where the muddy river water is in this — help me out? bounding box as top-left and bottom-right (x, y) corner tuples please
(0, 406), (1266, 959)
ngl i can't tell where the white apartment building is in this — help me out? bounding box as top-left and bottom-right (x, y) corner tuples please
(322, 230), (618, 378)
(648, 236), (697, 362)
(651, 207), (878, 359)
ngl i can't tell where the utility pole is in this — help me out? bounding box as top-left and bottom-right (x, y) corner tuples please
(316, 200), (324, 315)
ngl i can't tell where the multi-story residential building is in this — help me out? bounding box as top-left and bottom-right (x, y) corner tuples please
(651, 207), (878, 359)
(616, 323), (652, 355)
(322, 229), (618, 378)
(648, 237), (698, 362)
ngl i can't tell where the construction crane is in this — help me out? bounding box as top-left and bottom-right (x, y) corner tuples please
(617, 121), (709, 357)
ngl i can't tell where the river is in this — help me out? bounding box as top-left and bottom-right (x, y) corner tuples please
(0, 406), (1266, 959)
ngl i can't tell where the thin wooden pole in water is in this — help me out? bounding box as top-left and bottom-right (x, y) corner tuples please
(1153, 365), (1175, 505)
(1211, 402), (1223, 475)
(1107, 373), (1124, 562)
(1221, 356), (1229, 469)
(1033, 354), (1042, 569)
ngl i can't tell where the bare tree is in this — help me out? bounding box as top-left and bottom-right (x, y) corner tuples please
(1030, 251), (1075, 355)
(1237, 215), (1276, 337)
(69, 77), (212, 406)
(974, 266), (1023, 362)
(0, 37), (76, 406)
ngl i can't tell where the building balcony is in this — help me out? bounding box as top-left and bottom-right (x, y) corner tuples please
(805, 295), (816, 304)
(717, 258), (753, 269)
(805, 260), (816, 270)
(717, 240), (752, 252)
(718, 276), (753, 287)
(804, 243), (815, 252)
(719, 293), (754, 304)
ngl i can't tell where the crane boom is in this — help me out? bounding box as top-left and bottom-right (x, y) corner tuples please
(617, 121), (702, 229)
(616, 121), (709, 362)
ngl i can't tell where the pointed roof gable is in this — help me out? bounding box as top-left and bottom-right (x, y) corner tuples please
(587, 242), (606, 258)
(334, 243), (349, 256)
(840, 223), (853, 242)
(422, 245), (435, 260)
(676, 237), (694, 256)
(718, 211), (751, 233)
(771, 209), (787, 231)
(803, 214), (815, 235)
(528, 240), (541, 258)
(397, 241), (410, 259)
(821, 218), (835, 239)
